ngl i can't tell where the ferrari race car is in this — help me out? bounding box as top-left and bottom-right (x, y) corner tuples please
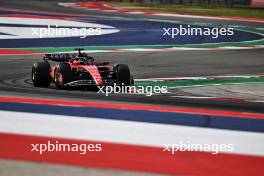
(32, 48), (134, 89)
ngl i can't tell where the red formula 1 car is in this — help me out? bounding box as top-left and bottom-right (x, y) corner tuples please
(32, 48), (133, 89)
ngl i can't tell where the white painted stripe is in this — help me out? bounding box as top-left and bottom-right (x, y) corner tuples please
(219, 46), (256, 50)
(151, 77), (207, 80)
(171, 47), (212, 50)
(121, 48), (166, 52)
(208, 75), (257, 78)
(125, 12), (145, 14)
(251, 100), (264, 103)
(0, 110), (263, 156)
(57, 3), (77, 7)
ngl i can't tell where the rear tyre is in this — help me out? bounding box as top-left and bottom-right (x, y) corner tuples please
(113, 64), (132, 85)
(32, 61), (51, 87)
(54, 63), (72, 89)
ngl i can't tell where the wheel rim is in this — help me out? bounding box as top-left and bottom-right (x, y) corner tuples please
(54, 71), (57, 82)
(32, 70), (36, 81)
(55, 70), (63, 87)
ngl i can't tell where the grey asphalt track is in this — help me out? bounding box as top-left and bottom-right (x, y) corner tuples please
(0, 0), (264, 113)
(0, 50), (264, 112)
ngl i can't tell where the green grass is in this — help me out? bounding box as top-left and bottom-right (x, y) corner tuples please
(112, 3), (264, 19)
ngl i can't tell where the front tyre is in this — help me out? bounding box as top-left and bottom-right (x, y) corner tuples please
(32, 61), (51, 87)
(54, 63), (72, 89)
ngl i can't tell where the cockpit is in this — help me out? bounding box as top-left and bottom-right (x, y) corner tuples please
(71, 56), (95, 65)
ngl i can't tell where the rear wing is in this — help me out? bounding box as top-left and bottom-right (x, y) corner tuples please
(43, 53), (74, 62)
(44, 49), (88, 62)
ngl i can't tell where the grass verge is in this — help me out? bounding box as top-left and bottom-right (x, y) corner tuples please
(112, 3), (264, 19)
